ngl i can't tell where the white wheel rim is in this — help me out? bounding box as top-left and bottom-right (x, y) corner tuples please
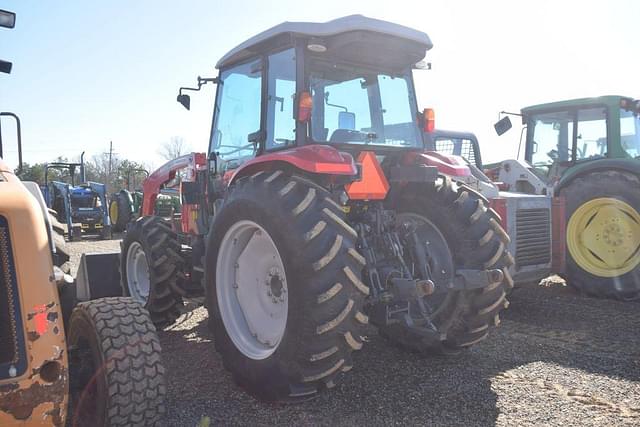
(216, 220), (288, 360)
(126, 241), (151, 304)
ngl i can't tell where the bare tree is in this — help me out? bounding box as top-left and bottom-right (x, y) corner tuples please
(158, 136), (190, 161)
(85, 152), (122, 190)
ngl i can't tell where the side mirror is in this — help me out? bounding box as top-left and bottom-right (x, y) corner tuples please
(338, 111), (355, 130)
(177, 94), (191, 110)
(0, 10), (15, 75)
(0, 60), (11, 74)
(494, 116), (512, 136)
(0, 9), (16, 29)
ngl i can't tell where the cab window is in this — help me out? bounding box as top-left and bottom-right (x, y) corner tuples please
(620, 108), (640, 158)
(211, 59), (262, 161)
(434, 137), (477, 166)
(266, 48), (296, 150)
(530, 110), (574, 169)
(575, 108), (607, 160)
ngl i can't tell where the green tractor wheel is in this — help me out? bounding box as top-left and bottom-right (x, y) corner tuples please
(109, 191), (133, 232)
(562, 170), (640, 300)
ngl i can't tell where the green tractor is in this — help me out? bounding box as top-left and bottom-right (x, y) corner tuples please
(109, 168), (147, 232)
(109, 168), (181, 232)
(495, 95), (640, 299)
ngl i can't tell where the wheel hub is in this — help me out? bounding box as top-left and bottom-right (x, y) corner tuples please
(267, 268), (286, 302)
(567, 197), (640, 277)
(217, 221), (288, 359)
(602, 222), (623, 246)
(125, 241), (150, 304)
(109, 201), (118, 223)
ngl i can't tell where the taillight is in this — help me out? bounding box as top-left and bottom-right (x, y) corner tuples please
(423, 108), (435, 132)
(297, 91), (313, 122)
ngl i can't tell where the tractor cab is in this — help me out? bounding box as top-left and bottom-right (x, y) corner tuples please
(496, 96), (640, 184)
(178, 15), (446, 179)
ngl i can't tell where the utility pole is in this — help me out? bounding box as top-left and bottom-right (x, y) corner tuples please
(103, 141), (117, 190)
(108, 140), (113, 177)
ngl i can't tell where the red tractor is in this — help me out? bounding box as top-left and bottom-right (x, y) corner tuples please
(121, 15), (513, 401)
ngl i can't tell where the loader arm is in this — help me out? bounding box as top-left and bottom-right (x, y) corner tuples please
(141, 152), (206, 216)
(87, 181), (110, 227)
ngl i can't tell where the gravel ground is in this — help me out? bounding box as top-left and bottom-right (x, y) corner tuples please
(67, 238), (640, 426)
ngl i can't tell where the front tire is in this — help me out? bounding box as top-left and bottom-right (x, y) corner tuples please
(205, 171), (368, 401)
(121, 216), (185, 325)
(562, 171), (640, 300)
(67, 297), (166, 427)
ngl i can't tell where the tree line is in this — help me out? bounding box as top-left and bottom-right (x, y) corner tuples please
(15, 137), (190, 194)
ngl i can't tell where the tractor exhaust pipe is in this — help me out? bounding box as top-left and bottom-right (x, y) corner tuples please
(80, 151), (86, 183)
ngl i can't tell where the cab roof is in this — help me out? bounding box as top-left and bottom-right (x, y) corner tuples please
(521, 95), (632, 116)
(216, 14), (433, 69)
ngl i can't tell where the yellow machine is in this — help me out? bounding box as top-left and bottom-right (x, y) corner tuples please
(0, 10), (165, 425)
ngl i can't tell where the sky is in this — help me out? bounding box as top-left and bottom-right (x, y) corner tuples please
(0, 0), (638, 170)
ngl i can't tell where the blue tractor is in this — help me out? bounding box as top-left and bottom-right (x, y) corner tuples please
(42, 152), (111, 240)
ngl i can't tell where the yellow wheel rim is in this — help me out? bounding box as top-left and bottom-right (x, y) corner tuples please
(109, 201), (119, 224)
(567, 197), (640, 277)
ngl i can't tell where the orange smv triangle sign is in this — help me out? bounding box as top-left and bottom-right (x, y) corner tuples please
(345, 151), (390, 200)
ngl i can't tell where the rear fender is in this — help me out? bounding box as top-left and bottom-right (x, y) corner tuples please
(404, 151), (471, 177)
(227, 145), (357, 186)
(557, 159), (640, 194)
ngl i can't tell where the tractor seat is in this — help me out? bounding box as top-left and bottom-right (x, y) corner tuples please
(329, 129), (366, 143)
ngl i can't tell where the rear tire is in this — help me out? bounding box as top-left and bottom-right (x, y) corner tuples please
(561, 171), (640, 300)
(67, 297), (166, 427)
(110, 191), (133, 233)
(121, 216), (185, 325)
(205, 171), (368, 401)
(378, 176), (514, 353)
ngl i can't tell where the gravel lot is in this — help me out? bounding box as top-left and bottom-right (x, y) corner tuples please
(67, 238), (640, 426)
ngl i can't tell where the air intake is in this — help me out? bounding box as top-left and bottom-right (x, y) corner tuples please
(515, 208), (551, 267)
(0, 215), (26, 379)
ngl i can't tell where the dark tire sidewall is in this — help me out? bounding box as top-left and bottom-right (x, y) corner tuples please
(68, 308), (109, 427)
(205, 172), (366, 400)
(120, 217), (183, 323)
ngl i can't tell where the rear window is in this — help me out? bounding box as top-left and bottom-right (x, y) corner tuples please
(434, 137), (477, 165)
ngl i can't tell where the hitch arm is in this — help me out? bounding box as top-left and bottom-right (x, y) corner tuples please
(434, 268), (504, 293)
